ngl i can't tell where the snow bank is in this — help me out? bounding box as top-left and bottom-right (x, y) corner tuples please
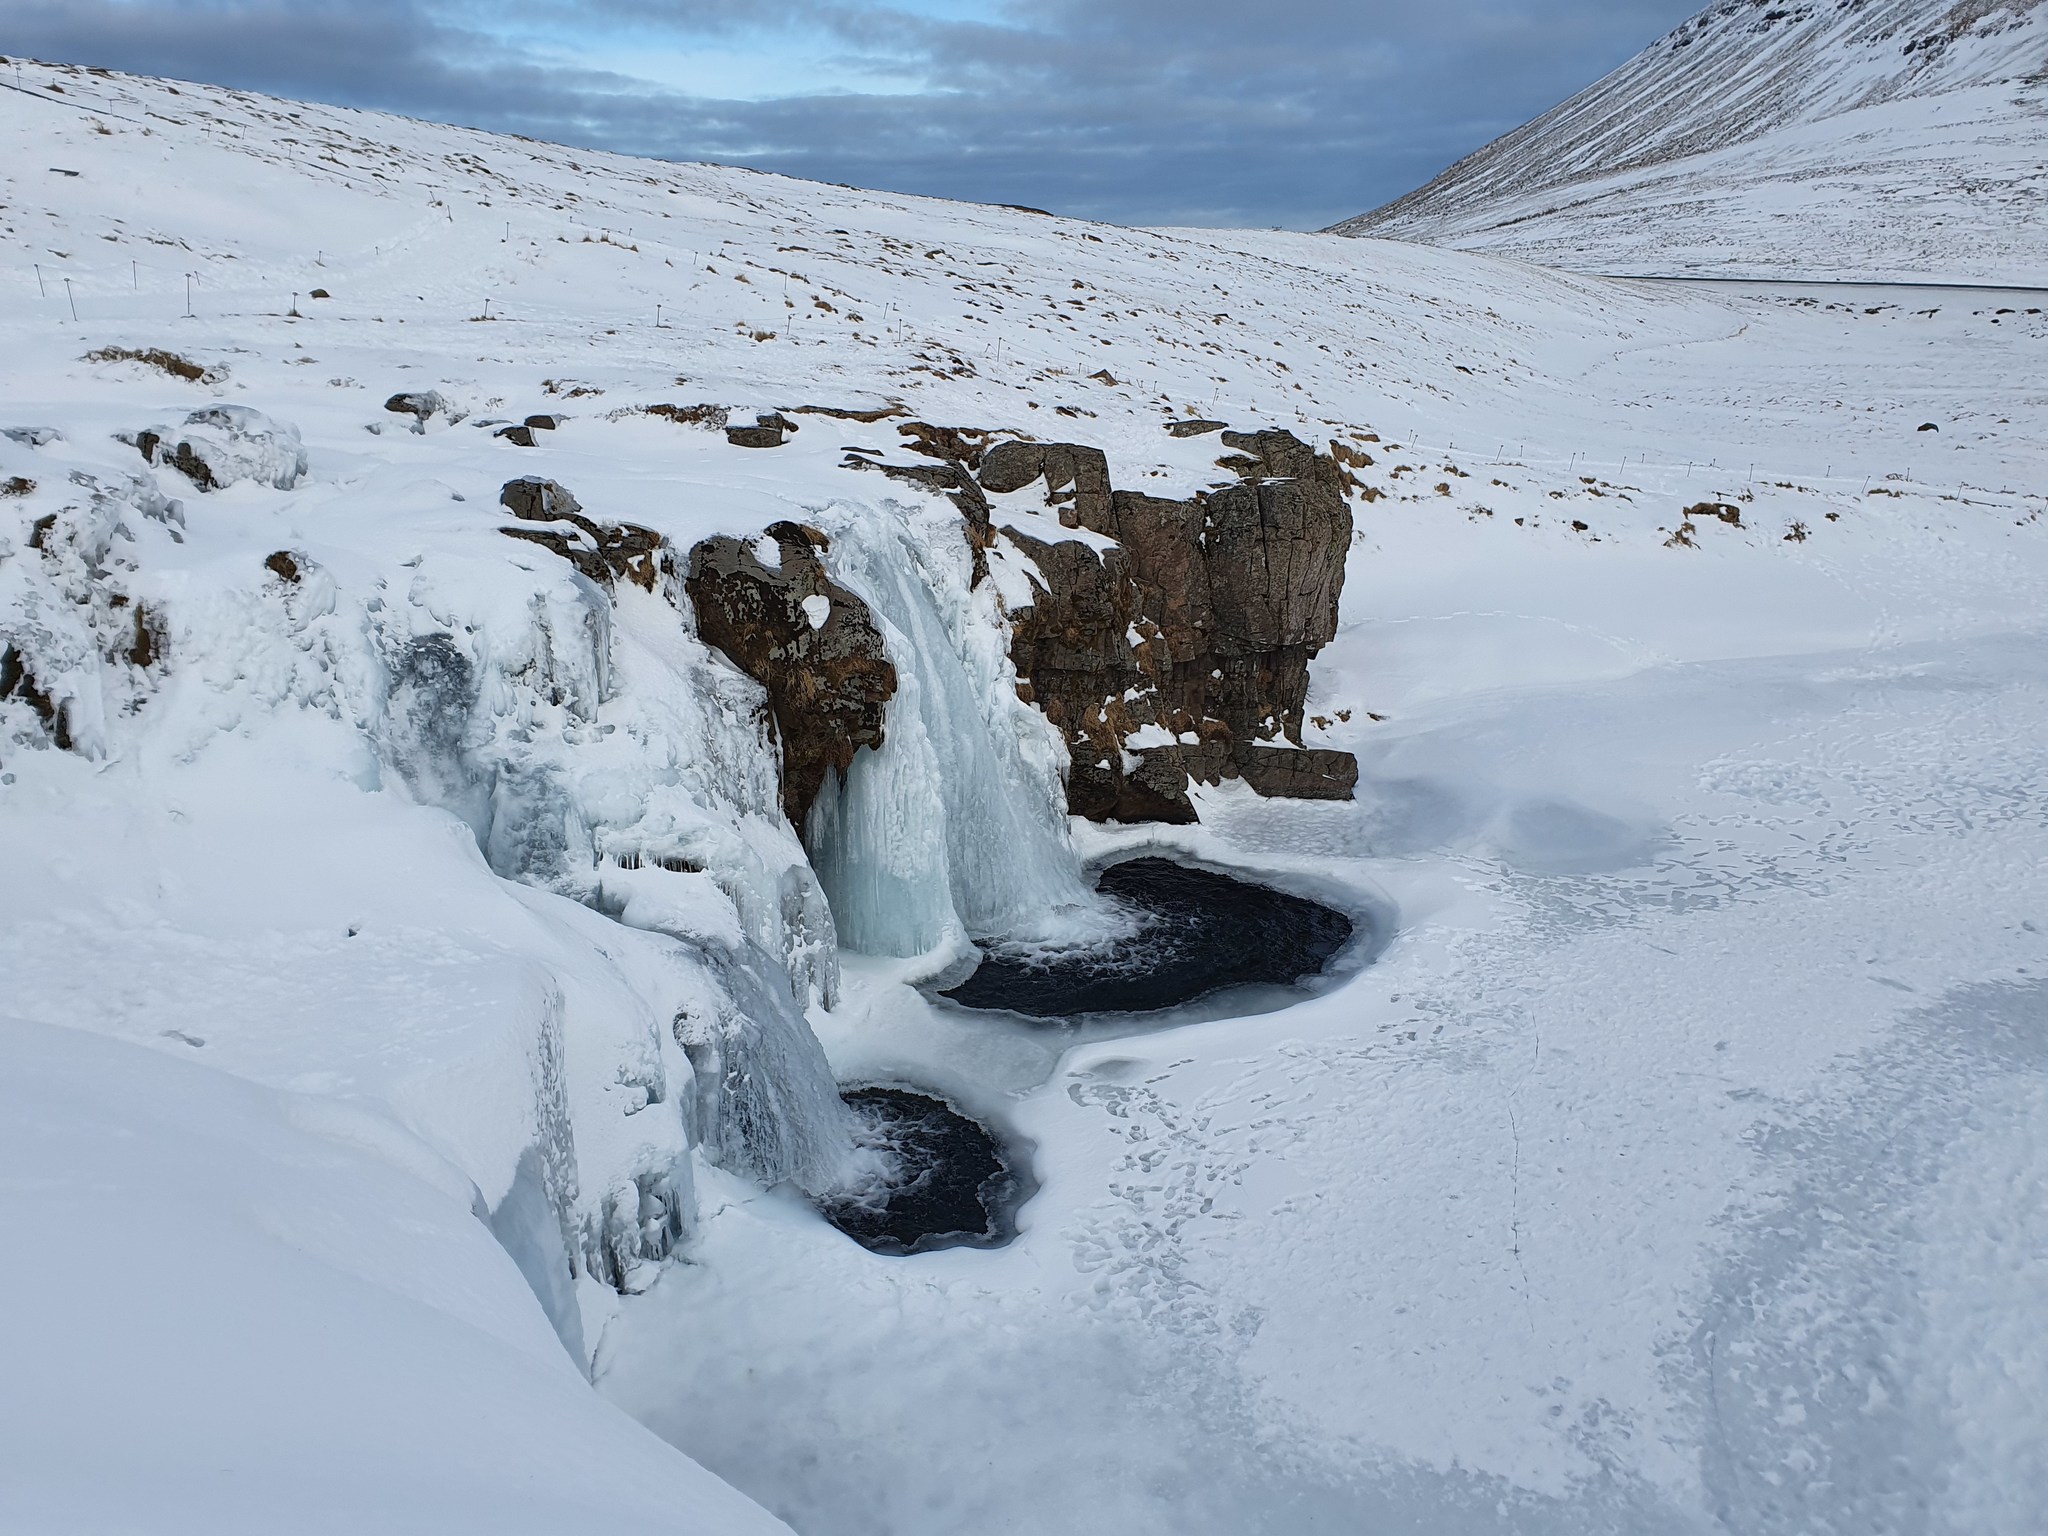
(0, 1012), (790, 1536)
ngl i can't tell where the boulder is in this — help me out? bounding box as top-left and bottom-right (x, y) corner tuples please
(724, 412), (798, 449)
(383, 391), (455, 433)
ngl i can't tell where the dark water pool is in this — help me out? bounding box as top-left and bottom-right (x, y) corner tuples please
(817, 1087), (1027, 1256)
(940, 857), (1355, 1018)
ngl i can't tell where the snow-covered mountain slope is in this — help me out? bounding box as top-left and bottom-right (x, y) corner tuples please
(1331, 0), (2048, 283)
(4, 54), (2048, 1536)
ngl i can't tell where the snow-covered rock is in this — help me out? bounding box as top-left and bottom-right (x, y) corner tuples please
(133, 403), (309, 490)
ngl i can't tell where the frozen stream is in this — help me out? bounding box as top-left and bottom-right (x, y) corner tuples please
(815, 856), (1367, 1253)
(600, 630), (2048, 1536)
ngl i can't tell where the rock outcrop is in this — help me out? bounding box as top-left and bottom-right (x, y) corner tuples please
(881, 423), (1357, 822)
(498, 477), (664, 591)
(684, 523), (896, 831)
(724, 412), (798, 449)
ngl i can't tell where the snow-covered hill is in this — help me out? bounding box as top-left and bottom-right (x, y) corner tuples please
(4, 53), (2047, 1536)
(1331, 0), (2048, 283)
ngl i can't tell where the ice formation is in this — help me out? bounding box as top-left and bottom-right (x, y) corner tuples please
(805, 499), (1103, 959)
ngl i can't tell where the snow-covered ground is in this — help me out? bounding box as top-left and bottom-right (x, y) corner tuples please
(3, 56), (2046, 1535)
(1333, 0), (2048, 285)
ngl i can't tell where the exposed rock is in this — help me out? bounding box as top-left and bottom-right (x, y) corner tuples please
(383, 390), (455, 432)
(1165, 419), (1228, 438)
(1684, 500), (1744, 527)
(724, 412), (799, 449)
(788, 403), (908, 424)
(980, 440), (1112, 531)
(523, 413), (564, 432)
(125, 602), (164, 670)
(1234, 746), (1360, 801)
(999, 522), (1179, 822)
(979, 426), (1354, 820)
(495, 424), (537, 447)
(896, 421), (997, 468)
(85, 346), (218, 384)
(642, 403), (728, 430)
(0, 643), (69, 748)
(498, 477), (665, 592)
(684, 523), (896, 830)
(843, 421), (1001, 584)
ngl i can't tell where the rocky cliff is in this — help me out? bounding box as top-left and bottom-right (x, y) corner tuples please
(501, 415), (1355, 842)
(684, 523), (897, 831)
(867, 423), (1359, 823)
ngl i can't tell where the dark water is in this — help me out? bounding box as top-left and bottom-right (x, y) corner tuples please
(941, 857), (1355, 1018)
(818, 1088), (1026, 1256)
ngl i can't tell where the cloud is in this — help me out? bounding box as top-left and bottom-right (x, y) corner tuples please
(0, 0), (1706, 226)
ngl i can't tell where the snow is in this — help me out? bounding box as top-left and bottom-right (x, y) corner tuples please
(0, 1011), (791, 1536)
(2, 51), (2046, 1536)
(135, 402), (309, 489)
(1335, 0), (2048, 285)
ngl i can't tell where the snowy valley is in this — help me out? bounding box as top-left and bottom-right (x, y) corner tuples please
(3, 34), (2047, 1536)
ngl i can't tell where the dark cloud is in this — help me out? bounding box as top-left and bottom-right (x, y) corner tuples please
(0, 0), (1704, 226)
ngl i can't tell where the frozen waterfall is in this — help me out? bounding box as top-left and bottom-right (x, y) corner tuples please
(806, 503), (1106, 959)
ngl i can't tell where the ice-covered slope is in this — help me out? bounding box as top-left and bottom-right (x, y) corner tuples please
(0, 1013), (792, 1536)
(4, 53), (2048, 1536)
(1331, 0), (2048, 283)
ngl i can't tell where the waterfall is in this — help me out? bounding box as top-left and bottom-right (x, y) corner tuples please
(806, 502), (1105, 959)
(676, 938), (855, 1197)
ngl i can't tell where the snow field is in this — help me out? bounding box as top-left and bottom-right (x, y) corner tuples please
(2, 54), (2046, 1536)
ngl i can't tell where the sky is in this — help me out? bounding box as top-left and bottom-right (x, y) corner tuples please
(0, 0), (1706, 228)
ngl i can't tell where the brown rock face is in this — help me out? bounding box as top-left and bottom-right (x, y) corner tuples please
(684, 523), (896, 830)
(979, 440), (1112, 530)
(979, 426), (1356, 821)
(725, 412), (798, 449)
(499, 477), (665, 591)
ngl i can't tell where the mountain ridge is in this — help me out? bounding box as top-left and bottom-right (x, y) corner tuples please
(1330, 0), (2048, 283)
